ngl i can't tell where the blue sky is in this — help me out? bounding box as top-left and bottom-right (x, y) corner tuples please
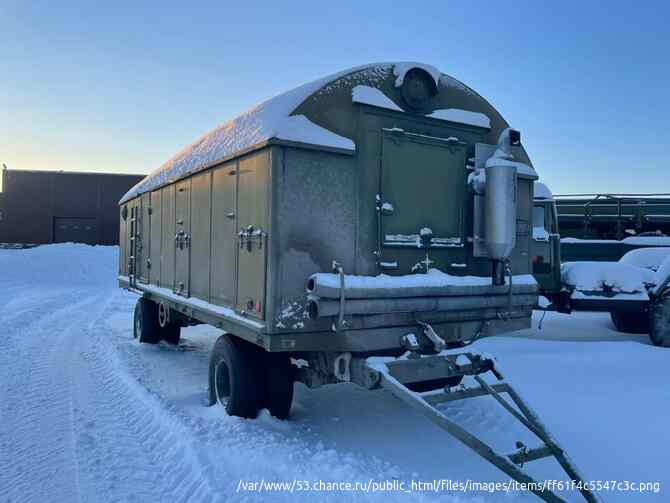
(2, 1), (668, 194)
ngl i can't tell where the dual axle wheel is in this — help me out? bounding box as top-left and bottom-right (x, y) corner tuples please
(208, 335), (294, 419)
(610, 294), (670, 347)
(133, 297), (294, 419)
(133, 297), (181, 345)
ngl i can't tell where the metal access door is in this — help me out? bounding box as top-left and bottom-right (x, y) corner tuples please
(236, 154), (268, 318)
(379, 130), (467, 271)
(128, 204), (137, 285)
(53, 217), (97, 244)
(174, 179), (191, 296)
(138, 192), (151, 283)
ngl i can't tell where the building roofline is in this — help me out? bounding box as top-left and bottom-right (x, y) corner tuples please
(3, 168), (145, 177)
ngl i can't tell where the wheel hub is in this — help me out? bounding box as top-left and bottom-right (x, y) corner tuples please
(158, 302), (170, 328)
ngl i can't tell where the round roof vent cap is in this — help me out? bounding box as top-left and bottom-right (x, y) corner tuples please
(401, 67), (438, 110)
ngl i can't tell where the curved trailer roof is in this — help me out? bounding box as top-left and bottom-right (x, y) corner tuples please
(121, 62), (534, 204)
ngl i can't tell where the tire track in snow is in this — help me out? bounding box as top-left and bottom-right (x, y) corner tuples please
(0, 290), (104, 503)
(1, 286), (220, 503)
(73, 301), (220, 503)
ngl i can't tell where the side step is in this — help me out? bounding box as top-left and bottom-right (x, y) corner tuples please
(351, 353), (600, 503)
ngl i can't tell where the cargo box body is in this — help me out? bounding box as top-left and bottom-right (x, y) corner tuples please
(118, 62), (538, 354)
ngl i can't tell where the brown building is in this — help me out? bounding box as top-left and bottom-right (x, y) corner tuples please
(0, 168), (144, 245)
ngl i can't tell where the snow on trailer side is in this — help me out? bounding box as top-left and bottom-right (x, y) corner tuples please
(619, 247), (670, 271)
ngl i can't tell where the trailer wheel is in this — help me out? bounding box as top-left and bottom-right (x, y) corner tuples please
(208, 335), (264, 418)
(609, 311), (649, 334)
(650, 296), (670, 347)
(263, 353), (294, 420)
(134, 298), (161, 344)
(161, 323), (181, 345)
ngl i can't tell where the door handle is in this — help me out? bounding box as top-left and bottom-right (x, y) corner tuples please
(175, 230), (187, 249)
(239, 225), (265, 251)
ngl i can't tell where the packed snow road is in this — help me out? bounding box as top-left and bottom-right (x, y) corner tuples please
(1, 244), (668, 502)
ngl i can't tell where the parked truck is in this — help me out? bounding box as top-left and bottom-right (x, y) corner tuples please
(532, 183), (670, 347)
(555, 192), (670, 240)
(119, 63), (598, 502)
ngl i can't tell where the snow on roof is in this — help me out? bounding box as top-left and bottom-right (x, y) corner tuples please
(121, 65), (368, 203)
(428, 108), (491, 128)
(534, 182), (553, 200)
(622, 236), (670, 246)
(561, 261), (656, 293)
(352, 85), (402, 112)
(352, 85), (491, 129)
(393, 62), (441, 88)
(120, 61), (503, 204)
(619, 247), (670, 271)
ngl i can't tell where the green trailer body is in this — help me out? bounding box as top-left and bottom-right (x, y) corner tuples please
(118, 62), (539, 354)
(118, 63), (611, 502)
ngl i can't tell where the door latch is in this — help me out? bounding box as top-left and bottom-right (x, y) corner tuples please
(175, 230), (191, 250)
(239, 225), (265, 251)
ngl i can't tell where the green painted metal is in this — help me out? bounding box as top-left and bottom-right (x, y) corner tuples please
(119, 63), (539, 352)
(379, 130), (467, 272)
(149, 190), (162, 285)
(174, 179), (191, 296)
(235, 151), (270, 318)
(190, 171), (213, 302)
(556, 194), (670, 240)
(531, 200), (561, 293)
(210, 162), (238, 307)
(159, 184), (176, 290)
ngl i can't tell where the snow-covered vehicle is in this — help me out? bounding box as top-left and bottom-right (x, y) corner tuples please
(119, 63), (599, 501)
(532, 184), (670, 347)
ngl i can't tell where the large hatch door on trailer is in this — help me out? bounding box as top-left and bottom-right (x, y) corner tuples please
(175, 179), (191, 296)
(378, 129), (467, 272)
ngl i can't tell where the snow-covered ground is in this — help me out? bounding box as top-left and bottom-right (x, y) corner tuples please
(1, 244), (667, 502)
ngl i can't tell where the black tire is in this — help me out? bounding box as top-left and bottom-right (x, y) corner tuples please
(610, 311), (649, 334)
(650, 295), (670, 347)
(161, 323), (181, 345)
(134, 298), (161, 344)
(263, 353), (294, 420)
(208, 335), (265, 418)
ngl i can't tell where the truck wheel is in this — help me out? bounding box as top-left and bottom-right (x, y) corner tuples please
(650, 296), (670, 347)
(610, 311), (649, 334)
(161, 323), (181, 345)
(208, 335), (264, 418)
(134, 298), (161, 344)
(263, 353), (294, 420)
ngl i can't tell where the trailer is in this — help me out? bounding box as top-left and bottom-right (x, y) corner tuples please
(561, 235), (670, 263)
(532, 183), (670, 347)
(119, 62), (598, 501)
(555, 192), (670, 240)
